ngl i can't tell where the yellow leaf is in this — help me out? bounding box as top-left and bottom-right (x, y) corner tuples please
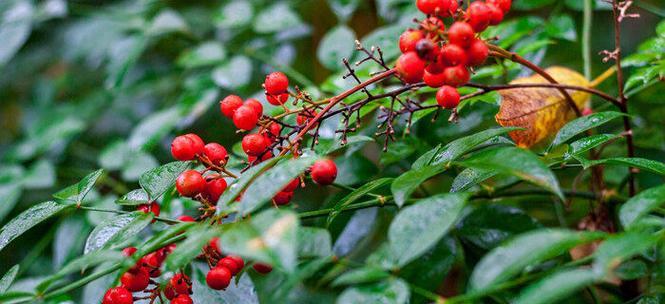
(495, 67), (591, 148)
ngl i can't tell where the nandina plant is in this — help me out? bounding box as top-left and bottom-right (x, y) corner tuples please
(0, 0), (664, 303)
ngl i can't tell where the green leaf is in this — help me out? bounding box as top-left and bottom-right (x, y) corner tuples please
(317, 25), (355, 70)
(212, 56), (253, 89)
(53, 169), (103, 205)
(215, 1), (254, 29)
(316, 135), (374, 155)
(146, 9), (188, 36)
(37, 250), (123, 292)
(388, 193), (469, 267)
(297, 227), (332, 258)
(332, 267), (389, 287)
(116, 189), (150, 206)
(551, 111), (625, 146)
(619, 185), (665, 229)
(583, 157), (665, 176)
(0, 1), (34, 66)
(0, 183), (22, 223)
(328, 178), (392, 225)
(191, 263), (259, 303)
(328, 0), (361, 21)
(544, 14), (577, 41)
(458, 205), (542, 250)
(0, 201), (70, 252)
(450, 167), (498, 192)
(469, 229), (605, 291)
(459, 147), (564, 200)
(615, 260), (648, 280)
(337, 278), (410, 304)
(165, 225), (220, 272)
(216, 157), (283, 214)
(565, 134), (618, 159)
(413, 127), (520, 169)
(84, 212), (153, 254)
(593, 232), (659, 274)
(22, 158), (55, 189)
(221, 209), (299, 272)
(513, 268), (601, 304)
(239, 155), (318, 216)
(177, 41), (226, 68)
(253, 3), (303, 34)
(513, 0), (556, 10)
(391, 166), (445, 208)
(139, 161), (191, 199)
(0, 265), (19, 293)
(127, 107), (180, 150)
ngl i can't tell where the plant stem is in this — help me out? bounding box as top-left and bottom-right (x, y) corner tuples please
(77, 206), (181, 224)
(583, 0), (593, 79)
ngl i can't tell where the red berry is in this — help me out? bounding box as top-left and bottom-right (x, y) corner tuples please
(205, 178), (227, 203)
(103, 287), (133, 304)
(583, 108), (594, 116)
(439, 44), (467, 67)
(442, 65), (470, 87)
(282, 178), (300, 192)
(175, 170), (206, 197)
(171, 294), (193, 304)
(448, 22), (475, 48)
(203, 143), (228, 166)
(266, 93), (289, 105)
(170, 273), (190, 295)
(209, 237), (222, 254)
(436, 86), (461, 109)
(178, 215), (196, 222)
(248, 151), (273, 164)
(486, 3), (504, 25)
(265, 122), (282, 138)
(399, 30), (425, 54)
(396, 52), (426, 84)
(264, 72), (289, 95)
(122, 247), (137, 257)
(218, 257), (242, 275)
(467, 39), (489, 66)
(415, 38), (439, 61)
(242, 134), (269, 156)
(487, 0), (511, 13)
(252, 262), (273, 274)
(420, 17), (445, 33)
(273, 191), (294, 206)
(233, 105), (260, 130)
(416, 0), (455, 17)
(163, 283), (176, 300)
(206, 267), (232, 290)
(220, 95), (243, 118)
(138, 202), (160, 217)
(227, 255), (245, 270)
(171, 136), (196, 161)
(426, 61), (445, 74)
(467, 2), (491, 32)
(121, 268), (150, 292)
(244, 98), (263, 117)
(310, 159), (337, 186)
(423, 70), (447, 88)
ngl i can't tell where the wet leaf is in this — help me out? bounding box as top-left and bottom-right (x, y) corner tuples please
(514, 268), (601, 304)
(297, 227), (332, 258)
(619, 185), (665, 229)
(337, 278), (410, 304)
(139, 161), (191, 199)
(0, 265), (19, 293)
(84, 212), (153, 254)
(551, 111), (625, 146)
(0, 201), (70, 252)
(327, 178), (392, 225)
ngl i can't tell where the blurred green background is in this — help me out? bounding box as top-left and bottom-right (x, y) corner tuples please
(0, 0), (663, 301)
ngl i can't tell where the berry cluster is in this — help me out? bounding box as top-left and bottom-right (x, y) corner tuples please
(397, 0), (511, 109)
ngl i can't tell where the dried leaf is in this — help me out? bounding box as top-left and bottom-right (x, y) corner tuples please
(495, 67), (590, 148)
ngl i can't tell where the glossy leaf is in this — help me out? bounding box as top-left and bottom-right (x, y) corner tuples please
(0, 183), (22, 223)
(619, 185), (665, 229)
(53, 169), (104, 204)
(191, 263), (259, 304)
(336, 278), (409, 304)
(565, 134), (617, 159)
(37, 250), (123, 292)
(450, 168), (498, 192)
(583, 157), (665, 176)
(165, 225), (220, 272)
(458, 205), (542, 250)
(513, 268), (601, 304)
(551, 111), (625, 146)
(115, 189), (150, 206)
(593, 232), (659, 274)
(332, 267), (390, 287)
(459, 147), (564, 200)
(84, 212), (153, 254)
(216, 157), (283, 214)
(391, 166), (445, 208)
(0, 265), (19, 293)
(139, 161), (190, 199)
(328, 178), (392, 225)
(317, 25), (355, 70)
(469, 229), (604, 291)
(298, 227), (332, 258)
(388, 193), (469, 267)
(0, 201), (70, 252)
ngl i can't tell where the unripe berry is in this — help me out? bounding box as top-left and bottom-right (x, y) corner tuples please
(177, 215), (196, 222)
(138, 202), (160, 217)
(205, 178), (227, 203)
(487, 0), (511, 13)
(175, 170), (206, 197)
(227, 255), (245, 270)
(399, 30), (425, 54)
(396, 52), (426, 84)
(170, 273), (191, 295)
(467, 39), (489, 66)
(203, 143), (228, 166)
(244, 98), (263, 117)
(266, 93), (289, 105)
(220, 95), (244, 118)
(436, 86), (461, 109)
(121, 268), (150, 292)
(442, 65), (470, 87)
(252, 262), (273, 274)
(486, 3), (504, 25)
(423, 70), (447, 88)
(233, 105), (260, 131)
(448, 22), (475, 48)
(206, 267), (232, 290)
(282, 178), (300, 192)
(310, 159), (337, 186)
(273, 191), (294, 206)
(264, 72), (289, 95)
(439, 43), (467, 67)
(171, 294), (193, 304)
(242, 134), (269, 156)
(102, 287), (133, 304)
(218, 257), (242, 275)
(467, 1), (491, 33)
